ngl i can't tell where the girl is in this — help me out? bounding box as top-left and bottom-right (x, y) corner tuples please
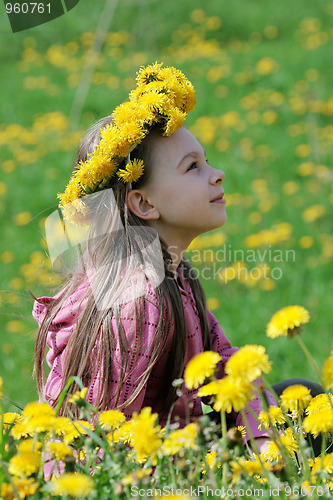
(32, 63), (282, 454)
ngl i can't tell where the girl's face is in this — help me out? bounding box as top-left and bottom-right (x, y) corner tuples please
(139, 127), (227, 244)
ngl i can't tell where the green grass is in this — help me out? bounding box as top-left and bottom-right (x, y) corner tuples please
(0, 0), (332, 409)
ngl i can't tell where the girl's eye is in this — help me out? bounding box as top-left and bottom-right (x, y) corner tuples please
(187, 162), (198, 172)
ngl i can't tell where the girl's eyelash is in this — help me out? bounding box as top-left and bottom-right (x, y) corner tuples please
(186, 159), (209, 172)
(187, 162), (197, 171)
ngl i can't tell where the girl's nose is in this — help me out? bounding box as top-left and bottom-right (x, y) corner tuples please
(211, 168), (225, 184)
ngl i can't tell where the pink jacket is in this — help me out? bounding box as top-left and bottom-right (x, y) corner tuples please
(32, 266), (276, 442)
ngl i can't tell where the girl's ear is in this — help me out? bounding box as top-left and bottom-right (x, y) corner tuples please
(127, 190), (160, 221)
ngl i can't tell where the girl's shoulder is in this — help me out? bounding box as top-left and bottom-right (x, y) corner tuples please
(32, 280), (90, 327)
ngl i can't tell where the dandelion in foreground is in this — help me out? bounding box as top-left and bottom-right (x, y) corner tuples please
(305, 393), (333, 415)
(310, 453), (333, 476)
(3, 478), (38, 499)
(230, 456), (266, 483)
(262, 428), (298, 461)
(198, 376), (254, 413)
(258, 405), (286, 430)
(280, 384), (312, 412)
(162, 423), (198, 456)
(50, 473), (94, 497)
(225, 344), (272, 383)
(266, 305), (310, 338)
(303, 408), (333, 438)
(131, 407), (162, 463)
(46, 442), (73, 462)
(63, 420), (95, 445)
(98, 409), (126, 431)
(184, 351), (222, 389)
(8, 449), (41, 477)
(68, 387), (88, 405)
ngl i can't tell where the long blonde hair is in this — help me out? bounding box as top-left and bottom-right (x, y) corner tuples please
(33, 116), (212, 417)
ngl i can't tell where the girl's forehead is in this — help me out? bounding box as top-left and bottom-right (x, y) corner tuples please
(151, 127), (203, 163)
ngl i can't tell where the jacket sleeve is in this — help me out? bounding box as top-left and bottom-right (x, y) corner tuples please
(206, 308), (278, 443)
(88, 279), (174, 420)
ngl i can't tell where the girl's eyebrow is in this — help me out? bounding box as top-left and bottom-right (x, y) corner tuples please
(177, 149), (206, 169)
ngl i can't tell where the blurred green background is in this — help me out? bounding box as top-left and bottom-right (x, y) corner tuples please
(0, 0), (332, 410)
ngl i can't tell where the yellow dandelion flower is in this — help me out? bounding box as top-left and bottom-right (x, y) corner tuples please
(131, 408), (162, 462)
(305, 393), (333, 415)
(1, 412), (22, 428)
(63, 420), (94, 445)
(266, 305), (310, 338)
(269, 405), (286, 425)
(262, 428), (298, 461)
(184, 351), (222, 389)
(98, 409), (126, 430)
(19, 401), (57, 434)
(202, 450), (221, 473)
(112, 420), (133, 445)
(8, 451), (41, 477)
(183, 80), (196, 113)
(52, 416), (73, 437)
(110, 122), (144, 158)
(159, 73), (187, 109)
(50, 472), (94, 497)
(258, 406), (286, 430)
(225, 344), (272, 383)
(113, 101), (136, 126)
(162, 423), (198, 456)
(12, 477), (38, 498)
(303, 408), (333, 438)
(47, 442), (73, 461)
(280, 384), (312, 412)
(198, 376), (254, 413)
(22, 401), (55, 419)
(230, 456), (266, 483)
(323, 350), (333, 390)
(258, 411), (270, 430)
(68, 387), (88, 404)
(310, 453), (333, 475)
(164, 108), (187, 137)
(136, 90), (172, 117)
(17, 439), (42, 454)
(10, 421), (34, 440)
(117, 158), (144, 183)
(136, 61), (164, 86)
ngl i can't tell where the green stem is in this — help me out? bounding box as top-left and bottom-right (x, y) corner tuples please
(320, 433), (326, 473)
(220, 409), (227, 437)
(240, 409), (272, 485)
(168, 456), (178, 488)
(294, 335), (323, 383)
(220, 409), (228, 489)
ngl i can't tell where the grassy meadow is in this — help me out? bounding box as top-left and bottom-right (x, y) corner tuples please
(0, 0), (332, 411)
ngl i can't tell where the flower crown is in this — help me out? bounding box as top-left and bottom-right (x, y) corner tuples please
(57, 62), (196, 224)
